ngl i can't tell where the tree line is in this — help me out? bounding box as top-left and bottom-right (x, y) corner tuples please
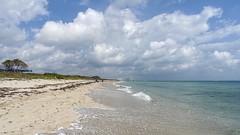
(1, 59), (28, 71)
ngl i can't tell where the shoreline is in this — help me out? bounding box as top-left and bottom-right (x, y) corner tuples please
(86, 82), (233, 135)
(0, 79), (109, 135)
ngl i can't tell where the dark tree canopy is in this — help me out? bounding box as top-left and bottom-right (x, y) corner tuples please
(13, 59), (28, 70)
(2, 60), (14, 70)
(1, 59), (28, 71)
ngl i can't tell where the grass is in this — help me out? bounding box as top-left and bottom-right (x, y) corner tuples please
(0, 72), (100, 80)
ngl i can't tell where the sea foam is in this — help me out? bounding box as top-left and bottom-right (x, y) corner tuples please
(113, 83), (151, 101)
(114, 83), (133, 93)
(117, 85), (133, 93)
(132, 92), (152, 101)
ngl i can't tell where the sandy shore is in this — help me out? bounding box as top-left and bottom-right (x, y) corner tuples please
(0, 79), (108, 135)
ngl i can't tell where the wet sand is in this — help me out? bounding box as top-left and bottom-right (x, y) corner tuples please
(0, 79), (108, 135)
(68, 82), (230, 135)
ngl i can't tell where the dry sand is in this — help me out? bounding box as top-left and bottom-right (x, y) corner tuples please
(0, 79), (108, 135)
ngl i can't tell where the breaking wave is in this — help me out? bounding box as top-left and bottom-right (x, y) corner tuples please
(113, 82), (151, 101)
(132, 92), (152, 101)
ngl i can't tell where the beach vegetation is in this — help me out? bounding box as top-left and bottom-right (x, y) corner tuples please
(0, 72), (101, 80)
(0, 59), (105, 80)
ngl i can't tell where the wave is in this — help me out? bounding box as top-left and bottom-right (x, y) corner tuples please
(117, 87), (133, 93)
(132, 92), (152, 101)
(113, 83), (133, 93)
(117, 85), (133, 93)
(113, 82), (152, 101)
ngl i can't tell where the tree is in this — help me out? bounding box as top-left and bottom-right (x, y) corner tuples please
(2, 60), (14, 70)
(1, 59), (28, 71)
(13, 59), (28, 70)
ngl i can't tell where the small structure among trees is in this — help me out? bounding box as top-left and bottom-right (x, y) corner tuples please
(0, 59), (32, 72)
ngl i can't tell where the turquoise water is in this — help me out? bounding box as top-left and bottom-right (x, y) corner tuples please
(121, 81), (240, 133)
(40, 81), (240, 135)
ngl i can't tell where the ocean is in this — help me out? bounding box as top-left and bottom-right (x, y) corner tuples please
(41, 81), (240, 135)
(119, 81), (240, 134)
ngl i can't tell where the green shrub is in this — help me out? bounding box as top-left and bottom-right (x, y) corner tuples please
(0, 72), (99, 80)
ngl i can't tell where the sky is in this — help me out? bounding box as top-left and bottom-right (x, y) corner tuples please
(0, 0), (240, 80)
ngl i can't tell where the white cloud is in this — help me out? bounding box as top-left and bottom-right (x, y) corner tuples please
(142, 39), (199, 72)
(35, 8), (105, 49)
(143, 39), (177, 59)
(91, 43), (127, 65)
(16, 43), (54, 60)
(200, 6), (222, 19)
(32, 5), (237, 78)
(213, 50), (240, 66)
(0, 24), (27, 46)
(1, 2), (240, 79)
(0, 0), (50, 46)
(14, 43), (83, 73)
(139, 6), (222, 42)
(0, 0), (48, 25)
(0, 0), (49, 49)
(0, 0), (50, 71)
(195, 24), (240, 44)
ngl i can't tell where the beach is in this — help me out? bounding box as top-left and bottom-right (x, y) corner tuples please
(0, 79), (108, 134)
(1, 80), (239, 135)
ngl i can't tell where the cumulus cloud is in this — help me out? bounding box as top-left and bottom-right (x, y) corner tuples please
(142, 39), (199, 72)
(91, 43), (127, 65)
(0, 0), (48, 55)
(16, 43), (54, 60)
(141, 6), (221, 42)
(0, 24), (27, 46)
(15, 43), (83, 73)
(213, 50), (240, 66)
(0, 0), (48, 25)
(35, 8), (105, 49)
(32, 5), (231, 78)
(1, 1), (240, 79)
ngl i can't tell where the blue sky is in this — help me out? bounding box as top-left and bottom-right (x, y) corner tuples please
(21, 1), (240, 29)
(1, 0), (240, 80)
